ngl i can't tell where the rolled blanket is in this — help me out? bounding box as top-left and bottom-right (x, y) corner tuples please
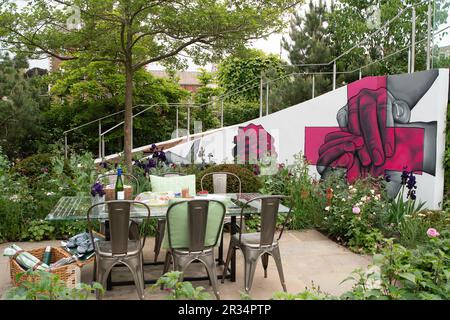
(3, 244), (49, 271)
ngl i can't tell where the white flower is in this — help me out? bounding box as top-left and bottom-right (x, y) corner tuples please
(341, 198), (346, 202)
(324, 217), (328, 220)
(325, 206), (330, 211)
(370, 190), (375, 195)
(375, 194), (381, 200)
(46, 192), (55, 196)
(9, 195), (19, 202)
(418, 213), (426, 217)
(77, 163), (82, 168)
(360, 196), (368, 202)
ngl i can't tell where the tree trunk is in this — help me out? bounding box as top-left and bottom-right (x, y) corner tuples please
(124, 60), (133, 173)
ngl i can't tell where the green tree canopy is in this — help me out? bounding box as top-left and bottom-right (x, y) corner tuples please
(0, 0), (301, 170)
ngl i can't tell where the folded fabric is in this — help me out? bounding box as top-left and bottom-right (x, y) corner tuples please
(3, 244), (49, 271)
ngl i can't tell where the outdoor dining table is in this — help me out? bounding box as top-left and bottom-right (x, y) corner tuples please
(45, 193), (290, 289)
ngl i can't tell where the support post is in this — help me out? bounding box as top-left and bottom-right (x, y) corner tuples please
(426, 0), (432, 70)
(265, 82), (269, 115)
(98, 120), (102, 159)
(332, 61), (336, 90)
(359, 69), (362, 80)
(408, 47), (411, 73)
(411, 7), (416, 73)
(312, 74), (315, 99)
(220, 99), (224, 128)
(176, 107), (179, 138)
(259, 72), (263, 118)
(187, 105), (190, 141)
(64, 133), (68, 159)
(102, 136), (105, 159)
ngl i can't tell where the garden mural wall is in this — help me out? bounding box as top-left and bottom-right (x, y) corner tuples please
(165, 69), (449, 209)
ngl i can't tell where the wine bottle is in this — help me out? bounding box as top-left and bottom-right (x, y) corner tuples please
(115, 168), (125, 200)
(43, 246), (52, 265)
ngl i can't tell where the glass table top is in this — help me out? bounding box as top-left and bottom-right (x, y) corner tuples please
(45, 193), (290, 221)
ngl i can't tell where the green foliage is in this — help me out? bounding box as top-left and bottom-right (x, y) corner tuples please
(342, 234), (450, 300)
(151, 271), (211, 300)
(270, 0), (333, 110)
(218, 49), (285, 102)
(387, 185), (426, 225)
(23, 220), (55, 241)
(0, 53), (49, 159)
(4, 270), (103, 300)
(197, 164), (262, 193)
(13, 153), (53, 180)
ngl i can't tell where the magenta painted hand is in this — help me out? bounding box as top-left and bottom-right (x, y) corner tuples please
(317, 86), (395, 182)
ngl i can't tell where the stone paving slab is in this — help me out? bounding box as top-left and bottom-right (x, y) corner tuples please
(0, 230), (372, 300)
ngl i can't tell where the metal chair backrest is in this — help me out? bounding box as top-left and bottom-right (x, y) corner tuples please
(87, 200), (151, 255)
(238, 195), (292, 246)
(166, 199), (226, 251)
(200, 172), (242, 194)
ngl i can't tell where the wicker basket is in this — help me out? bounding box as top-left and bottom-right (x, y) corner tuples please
(9, 246), (80, 289)
(105, 185), (133, 201)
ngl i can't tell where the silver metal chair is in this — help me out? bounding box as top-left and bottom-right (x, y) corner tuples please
(87, 200), (151, 300)
(153, 172), (186, 262)
(200, 171), (242, 195)
(162, 199), (226, 300)
(221, 195), (292, 293)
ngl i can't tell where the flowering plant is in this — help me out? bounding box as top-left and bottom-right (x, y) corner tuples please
(387, 167), (426, 224)
(90, 181), (105, 197)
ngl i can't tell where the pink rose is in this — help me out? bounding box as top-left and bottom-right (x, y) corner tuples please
(426, 228), (440, 238)
(352, 206), (361, 214)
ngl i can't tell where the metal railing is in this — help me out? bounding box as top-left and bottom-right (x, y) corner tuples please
(62, 0), (442, 159)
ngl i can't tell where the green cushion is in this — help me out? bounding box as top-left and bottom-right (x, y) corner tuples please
(162, 200), (225, 249)
(149, 174), (196, 195)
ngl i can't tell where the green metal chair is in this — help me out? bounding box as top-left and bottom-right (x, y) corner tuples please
(161, 199), (226, 300)
(221, 195), (292, 293)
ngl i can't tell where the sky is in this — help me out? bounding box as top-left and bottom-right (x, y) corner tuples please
(26, 0), (450, 71)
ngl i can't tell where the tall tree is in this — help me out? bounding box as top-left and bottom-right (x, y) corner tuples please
(0, 53), (49, 159)
(270, 0), (333, 109)
(0, 0), (300, 171)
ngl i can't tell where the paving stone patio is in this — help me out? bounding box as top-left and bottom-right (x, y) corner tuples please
(0, 230), (372, 300)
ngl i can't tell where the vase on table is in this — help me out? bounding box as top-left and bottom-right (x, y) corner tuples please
(91, 194), (106, 217)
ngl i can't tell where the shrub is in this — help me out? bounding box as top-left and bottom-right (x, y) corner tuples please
(22, 220), (56, 241)
(196, 164), (262, 193)
(342, 232), (450, 300)
(4, 270), (103, 300)
(150, 271), (211, 300)
(13, 153), (53, 180)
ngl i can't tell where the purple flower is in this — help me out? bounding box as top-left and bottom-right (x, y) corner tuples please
(91, 181), (105, 197)
(400, 167), (409, 185)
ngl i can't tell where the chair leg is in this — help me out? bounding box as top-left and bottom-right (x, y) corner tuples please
(221, 241), (235, 284)
(272, 246), (287, 292)
(200, 254), (220, 300)
(96, 259), (115, 300)
(125, 256), (145, 300)
(243, 253), (258, 294)
(154, 219), (165, 262)
(261, 253), (269, 278)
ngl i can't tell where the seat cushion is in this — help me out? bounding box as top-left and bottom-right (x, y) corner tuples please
(232, 233), (278, 247)
(96, 240), (141, 256)
(149, 174), (196, 195)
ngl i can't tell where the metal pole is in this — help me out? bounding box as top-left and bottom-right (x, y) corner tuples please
(187, 105), (190, 140)
(265, 82), (269, 116)
(408, 47), (411, 73)
(98, 120), (102, 158)
(259, 71), (263, 118)
(411, 7), (416, 73)
(426, 0), (432, 70)
(359, 69), (362, 80)
(220, 99), (224, 127)
(176, 107), (179, 138)
(64, 133), (68, 159)
(332, 61), (336, 90)
(102, 136), (105, 158)
(312, 74), (315, 98)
